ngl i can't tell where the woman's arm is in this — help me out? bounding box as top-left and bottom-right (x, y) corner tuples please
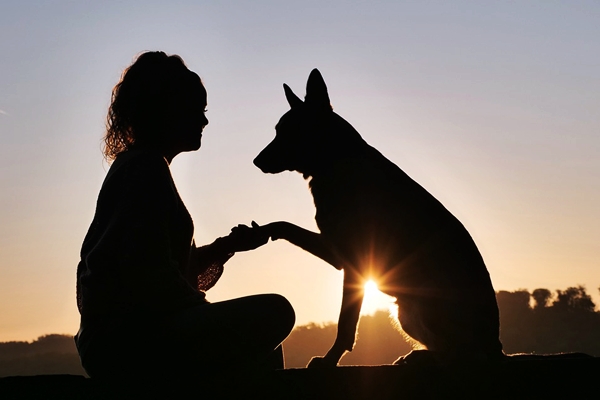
(188, 237), (232, 277)
(187, 221), (269, 290)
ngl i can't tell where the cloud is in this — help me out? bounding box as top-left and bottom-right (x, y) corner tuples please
(0, 109), (8, 116)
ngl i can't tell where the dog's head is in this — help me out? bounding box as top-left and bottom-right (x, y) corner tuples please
(254, 69), (363, 178)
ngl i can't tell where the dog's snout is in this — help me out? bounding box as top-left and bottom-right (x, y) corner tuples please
(253, 144), (286, 174)
(253, 153), (265, 171)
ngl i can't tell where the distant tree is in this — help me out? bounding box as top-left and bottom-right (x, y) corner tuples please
(553, 286), (595, 312)
(496, 290), (534, 354)
(495, 286), (600, 355)
(497, 290), (531, 312)
(531, 288), (552, 309)
(31, 334), (78, 354)
(0, 341), (31, 361)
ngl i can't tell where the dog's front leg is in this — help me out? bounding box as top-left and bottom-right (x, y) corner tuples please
(263, 221), (343, 269)
(308, 268), (364, 368)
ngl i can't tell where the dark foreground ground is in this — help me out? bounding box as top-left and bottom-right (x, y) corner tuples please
(1, 357), (599, 399)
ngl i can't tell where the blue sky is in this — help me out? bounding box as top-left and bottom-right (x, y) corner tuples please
(0, 1), (599, 341)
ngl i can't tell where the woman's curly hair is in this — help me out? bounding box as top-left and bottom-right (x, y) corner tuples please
(103, 51), (203, 162)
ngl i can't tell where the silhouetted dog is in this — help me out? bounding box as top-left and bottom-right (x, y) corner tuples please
(254, 69), (504, 367)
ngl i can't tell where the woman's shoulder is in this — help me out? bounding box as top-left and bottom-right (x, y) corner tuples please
(100, 149), (173, 195)
(115, 148), (168, 170)
(109, 149), (170, 178)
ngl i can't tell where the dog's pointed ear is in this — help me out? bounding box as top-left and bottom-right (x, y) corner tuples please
(305, 69), (332, 111)
(284, 84), (303, 109)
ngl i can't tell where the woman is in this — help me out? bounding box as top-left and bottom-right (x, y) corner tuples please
(75, 51), (295, 379)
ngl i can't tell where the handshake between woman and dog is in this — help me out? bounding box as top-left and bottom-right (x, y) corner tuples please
(253, 69), (504, 368)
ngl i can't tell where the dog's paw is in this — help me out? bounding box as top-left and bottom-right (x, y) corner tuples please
(394, 350), (439, 367)
(262, 221), (288, 241)
(307, 356), (337, 368)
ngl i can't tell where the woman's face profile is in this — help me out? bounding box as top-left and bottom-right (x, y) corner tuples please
(166, 78), (209, 157)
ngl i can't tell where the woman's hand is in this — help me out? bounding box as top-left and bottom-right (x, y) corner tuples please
(226, 221), (269, 252)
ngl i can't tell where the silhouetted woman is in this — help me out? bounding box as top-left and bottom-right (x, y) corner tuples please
(75, 51), (295, 379)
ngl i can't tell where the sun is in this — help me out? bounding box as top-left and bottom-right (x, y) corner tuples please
(364, 280), (379, 297)
(360, 279), (396, 316)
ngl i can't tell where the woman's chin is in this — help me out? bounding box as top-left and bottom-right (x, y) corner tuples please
(187, 137), (202, 152)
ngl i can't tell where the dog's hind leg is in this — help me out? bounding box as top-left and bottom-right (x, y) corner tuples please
(396, 294), (503, 366)
(391, 296), (441, 365)
(393, 294), (493, 365)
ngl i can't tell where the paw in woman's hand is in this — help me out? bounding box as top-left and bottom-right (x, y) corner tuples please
(228, 221), (269, 252)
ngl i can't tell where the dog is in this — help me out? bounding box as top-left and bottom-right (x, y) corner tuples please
(254, 69), (504, 367)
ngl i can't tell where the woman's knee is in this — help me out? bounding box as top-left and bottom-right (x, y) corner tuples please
(264, 293), (295, 325)
(252, 293), (295, 338)
(274, 294), (296, 333)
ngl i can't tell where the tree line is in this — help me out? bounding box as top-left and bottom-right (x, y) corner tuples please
(1, 286), (599, 375)
(496, 285), (600, 356)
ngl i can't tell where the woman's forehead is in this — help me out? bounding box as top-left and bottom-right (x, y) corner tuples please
(173, 72), (206, 100)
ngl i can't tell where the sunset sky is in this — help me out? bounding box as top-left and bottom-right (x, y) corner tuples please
(1, 1), (599, 342)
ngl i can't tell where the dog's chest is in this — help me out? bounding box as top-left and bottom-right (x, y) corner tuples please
(307, 157), (448, 263)
(309, 171), (373, 239)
